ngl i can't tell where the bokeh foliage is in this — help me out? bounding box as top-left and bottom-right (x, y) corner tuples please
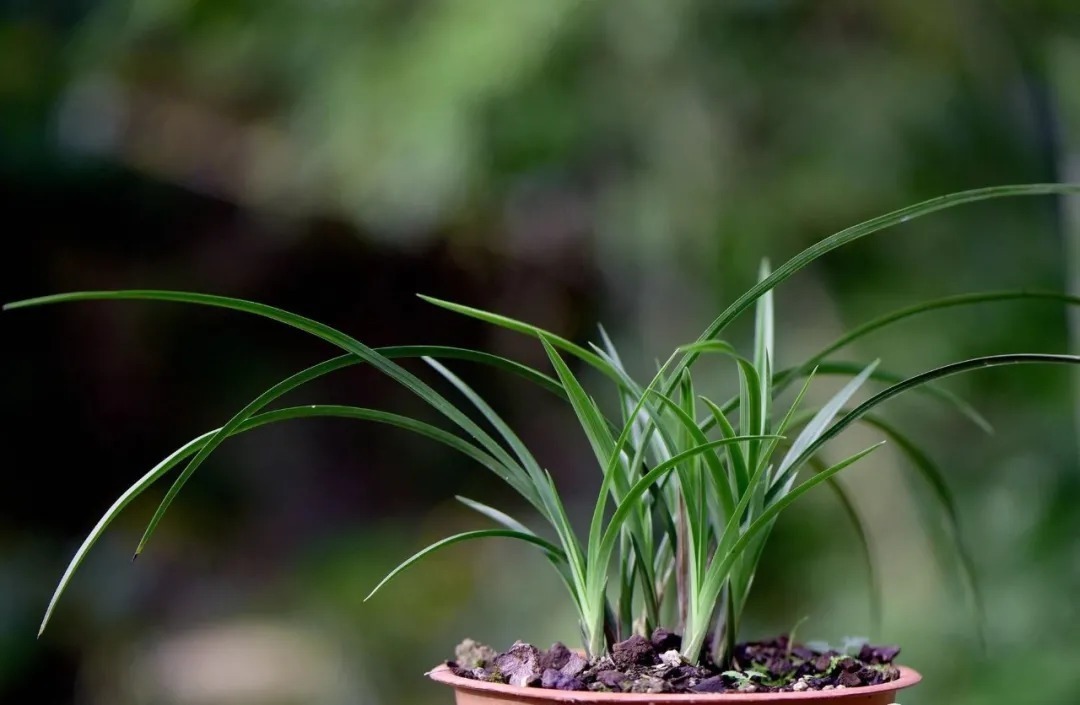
(2, 1), (1079, 703)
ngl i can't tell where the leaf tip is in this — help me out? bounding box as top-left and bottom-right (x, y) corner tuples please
(416, 294), (454, 310)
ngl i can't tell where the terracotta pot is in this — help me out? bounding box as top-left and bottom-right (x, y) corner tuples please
(428, 665), (921, 705)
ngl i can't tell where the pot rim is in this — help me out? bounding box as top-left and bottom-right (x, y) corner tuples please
(428, 664), (921, 702)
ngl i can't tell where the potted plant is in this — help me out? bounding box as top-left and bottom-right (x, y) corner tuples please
(8, 183), (1080, 702)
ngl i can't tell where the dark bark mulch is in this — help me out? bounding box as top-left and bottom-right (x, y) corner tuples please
(447, 632), (902, 694)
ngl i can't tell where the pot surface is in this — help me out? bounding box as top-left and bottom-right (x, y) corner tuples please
(428, 664), (921, 704)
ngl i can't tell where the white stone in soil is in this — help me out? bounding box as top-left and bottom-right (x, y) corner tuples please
(659, 650), (682, 668)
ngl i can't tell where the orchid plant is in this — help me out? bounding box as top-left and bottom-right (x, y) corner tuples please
(9, 183), (1080, 669)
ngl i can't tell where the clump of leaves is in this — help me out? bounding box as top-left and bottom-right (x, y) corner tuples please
(8, 184), (1080, 670)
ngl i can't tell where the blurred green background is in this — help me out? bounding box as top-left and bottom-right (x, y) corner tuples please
(3, 1), (1080, 703)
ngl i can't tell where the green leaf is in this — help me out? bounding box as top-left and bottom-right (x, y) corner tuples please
(627, 532), (661, 633)
(36, 403), (512, 636)
(588, 368), (670, 540)
(783, 290), (1080, 383)
(5, 291), (548, 545)
(546, 330), (653, 651)
(589, 342), (682, 480)
(699, 446), (778, 658)
(380, 345), (564, 397)
(424, 357), (547, 488)
(364, 529), (564, 602)
(617, 535), (635, 637)
(699, 395), (748, 496)
(418, 295), (618, 381)
(676, 340), (739, 357)
(753, 259), (775, 379)
(535, 340), (645, 652)
(805, 361), (993, 434)
(774, 361), (879, 491)
(648, 482), (679, 576)
(132, 354), (361, 557)
(139, 351), (548, 558)
(684, 442), (884, 662)
(142, 343), (565, 558)
(454, 496), (538, 538)
(781, 354), (1080, 499)
(736, 359), (762, 476)
(577, 352), (677, 646)
(647, 390), (738, 519)
(758, 368), (818, 478)
(673, 341), (758, 496)
(667, 184), (1080, 391)
(698, 361), (991, 436)
(752, 258), (775, 469)
(455, 495), (584, 617)
(597, 435), (781, 580)
(536, 468), (592, 636)
(541, 336), (616, 470)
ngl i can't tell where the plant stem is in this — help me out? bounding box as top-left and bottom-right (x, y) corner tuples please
(720, 584), (737, 669)
(681, 611), (709, 665)
(675, 494), (689, 631)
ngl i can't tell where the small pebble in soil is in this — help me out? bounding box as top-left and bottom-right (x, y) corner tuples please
(454, 638), (497, 668)
(447, 633), (903, 694)
(594, 669), (628, 689)
(493, 642), (541, 687)
(541, 668), (585, 691)
(659, 650), (683, 668)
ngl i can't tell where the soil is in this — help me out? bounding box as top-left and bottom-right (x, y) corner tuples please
(446, 632), (902, 694)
